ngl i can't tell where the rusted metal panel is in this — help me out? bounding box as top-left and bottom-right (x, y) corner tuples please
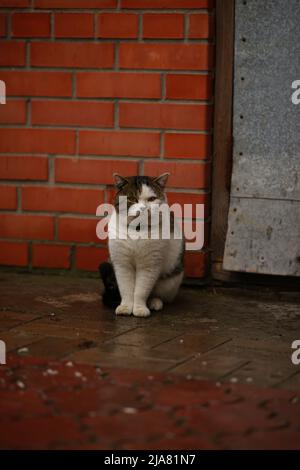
(231, 0), (300, 201)
(224, 0), (300, 276)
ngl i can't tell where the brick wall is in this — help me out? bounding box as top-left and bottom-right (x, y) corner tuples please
(0, 0), (215, 278)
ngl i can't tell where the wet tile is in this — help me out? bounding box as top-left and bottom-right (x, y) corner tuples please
(17, 320), (112, 342)
(106, 326), (184, 348)
(0, 311), (41, 331)
(22, 336), (90, 361)
(223, 360), (298, 388)
(0, 329), (43, 352)
(65, 345), (174, 372)
(170, 352), (248, 380)
(152, 333), (232, 361)
(0, 272), (299, 390)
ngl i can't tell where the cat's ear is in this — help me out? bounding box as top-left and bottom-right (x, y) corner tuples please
(113, 173), (128, 189)
(153, 173), (170, 188)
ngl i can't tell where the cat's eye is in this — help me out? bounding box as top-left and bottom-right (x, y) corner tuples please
(148, 197), (157, 202)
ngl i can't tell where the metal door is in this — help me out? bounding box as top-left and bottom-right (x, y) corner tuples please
(223, 0), (300, 276)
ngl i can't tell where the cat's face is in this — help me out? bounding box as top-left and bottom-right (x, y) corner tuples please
(113, 174), (169, 217)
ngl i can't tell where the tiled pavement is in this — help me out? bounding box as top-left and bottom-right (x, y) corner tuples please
(0, 272), (300, 449)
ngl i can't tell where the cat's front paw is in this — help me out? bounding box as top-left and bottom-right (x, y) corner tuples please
(148, 297), (163, 311)
(133, 305), (151, 318)
(115, 304), (132, 316)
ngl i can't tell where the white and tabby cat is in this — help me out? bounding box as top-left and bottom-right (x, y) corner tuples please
(106, 173), (184, 317)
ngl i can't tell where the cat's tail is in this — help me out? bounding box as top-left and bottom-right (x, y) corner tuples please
(99, 261), (121, 309)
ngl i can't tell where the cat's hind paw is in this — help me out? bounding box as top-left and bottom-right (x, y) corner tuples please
(115, 304), (132, 316)
(133, 305), (151, 318)
(148, 297), (163, 311)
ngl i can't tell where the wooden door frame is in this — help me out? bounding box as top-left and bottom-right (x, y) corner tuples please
(211, 0), (236, 281)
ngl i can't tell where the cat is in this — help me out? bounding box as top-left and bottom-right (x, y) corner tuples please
(100, 173), (184, 317)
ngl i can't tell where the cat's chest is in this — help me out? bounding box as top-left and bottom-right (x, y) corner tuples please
(109, 237), (182, 275)
(110, 237), (165, 256)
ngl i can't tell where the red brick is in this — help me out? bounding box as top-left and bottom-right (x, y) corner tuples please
(22, 187), (104, 215)
(55, 13), (94, 38)
(0, 241), (28, 266)
(77, 72), (161, 99)
(58, 217), (98, 243)
(31, 42), (114, 69)
(185, 251), (208, 278)
(166, 74), (212, 100)
(143, 14), (184, 39)
(121, 0), (213, 8)
(50, 387), (135, 414)
(12, 13), (50, 38)
(76, 246), (108, 271)
(180, 220), (209, 249)
(189, 13), (214, 39)
(221, 431), (300, 451)
(55, 158), (138, 185)
(32, 244), (70, 269)
(35, 0), (117, 7)
(0, 42), (25, 66)
(167, 190), (208, 206)
(0, 71), (72, 97)
(137, 436), (216, 451)
(0, 99), (26, 124)
(79, 130), (160, 157)
(0, 129), (75, 154)
(0, 0), (29, 7)
(144, 161), (211, 189)
(98, 13), (138, 39)
(120, 103), (212, 131)
(106, 188), (116, 205)
(0, 186), (17, 210)
(83, 411), (178, 442)
(152, 382), (224, 407)
(0, 156), (48, 181)
(0, 390), (49, 418)
(0, 214), (54, 240)
(167, 191), (210, 218)
(120, 44), (213, 70)
(31, 101), (114, 128)
(164, 133), (211, 159)
(0, 416), (82, 449)
(0, 14), (6, 37)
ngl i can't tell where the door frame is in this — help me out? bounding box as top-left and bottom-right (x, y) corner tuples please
(211, 0), (235, 281)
